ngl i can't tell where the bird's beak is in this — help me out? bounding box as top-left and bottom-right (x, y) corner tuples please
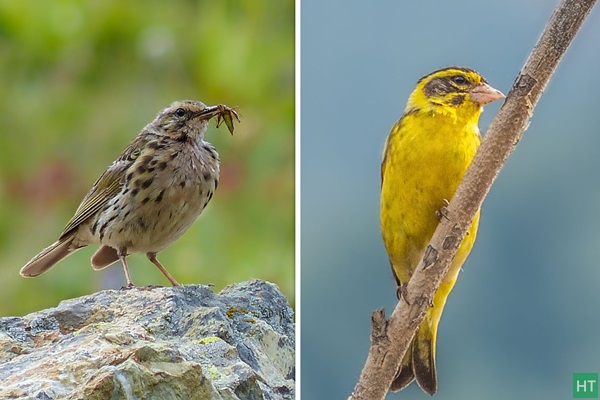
(195, 105), (221, 120)
(470, 83), (505, 105)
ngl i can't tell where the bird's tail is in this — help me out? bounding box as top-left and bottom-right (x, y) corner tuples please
(20, 237), (77, 277)
(391, 212), (479, 395)
(91, 245), (119, 270)
(390, 313), (438, 395)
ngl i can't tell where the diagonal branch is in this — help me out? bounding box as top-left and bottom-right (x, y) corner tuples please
(349, 0), (597, 398)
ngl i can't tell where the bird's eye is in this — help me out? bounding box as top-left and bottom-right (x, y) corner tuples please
(175, 108), (186, 117)
(452, 75), (467, 85)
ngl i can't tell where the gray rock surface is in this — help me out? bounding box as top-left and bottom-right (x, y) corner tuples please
(0, 279), (295, 400)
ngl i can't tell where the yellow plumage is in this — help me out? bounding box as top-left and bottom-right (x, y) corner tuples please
(380, 67), (504, 395)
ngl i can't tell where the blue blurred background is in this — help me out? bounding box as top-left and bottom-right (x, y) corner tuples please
(301, 1), (600, 399)
(0, 0), (294, 316)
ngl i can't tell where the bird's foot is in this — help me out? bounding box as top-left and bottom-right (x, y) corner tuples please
(435, 199), (450, 221)
(396, 282), (410, 304)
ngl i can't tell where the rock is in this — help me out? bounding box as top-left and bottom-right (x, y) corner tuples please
(0, 279), (295, 400)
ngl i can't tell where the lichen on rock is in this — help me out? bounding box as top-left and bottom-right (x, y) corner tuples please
(0, 279), (295, 400)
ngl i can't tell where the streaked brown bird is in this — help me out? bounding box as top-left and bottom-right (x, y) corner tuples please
(20, 100), (239, 287)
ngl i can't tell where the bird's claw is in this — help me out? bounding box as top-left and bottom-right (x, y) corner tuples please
(396, 282), (410, 304)
(435, 199), (450, 221)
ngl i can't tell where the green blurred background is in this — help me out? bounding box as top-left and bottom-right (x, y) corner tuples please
(0, 0), (294, 316)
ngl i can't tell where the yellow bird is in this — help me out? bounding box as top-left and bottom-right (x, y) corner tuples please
(380, 67), (504, 395)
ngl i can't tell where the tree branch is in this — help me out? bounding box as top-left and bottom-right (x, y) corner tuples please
(349, 0), (597, 398)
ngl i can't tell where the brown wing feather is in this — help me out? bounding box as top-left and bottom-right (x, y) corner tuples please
(58, 136), (148, 239)
(59, 163), (126, 239)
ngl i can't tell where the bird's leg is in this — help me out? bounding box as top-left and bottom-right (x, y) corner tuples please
(118, 248), (135, 289)
(435, 199), (450, 221)
(147, 252), (180, 286)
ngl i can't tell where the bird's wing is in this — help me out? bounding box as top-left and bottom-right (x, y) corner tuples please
(59, 160), (127, 239)
(381, 110), (415, 185)
(58, 137), (146, 239)
(381, 134), (392, 185)
(381, 118), (403, 185)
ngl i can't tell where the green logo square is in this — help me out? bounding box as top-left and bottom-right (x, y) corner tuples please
(573, 373), (599, 398)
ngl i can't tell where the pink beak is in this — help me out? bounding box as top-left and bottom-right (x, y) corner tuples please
(470, 82), (505, 105)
